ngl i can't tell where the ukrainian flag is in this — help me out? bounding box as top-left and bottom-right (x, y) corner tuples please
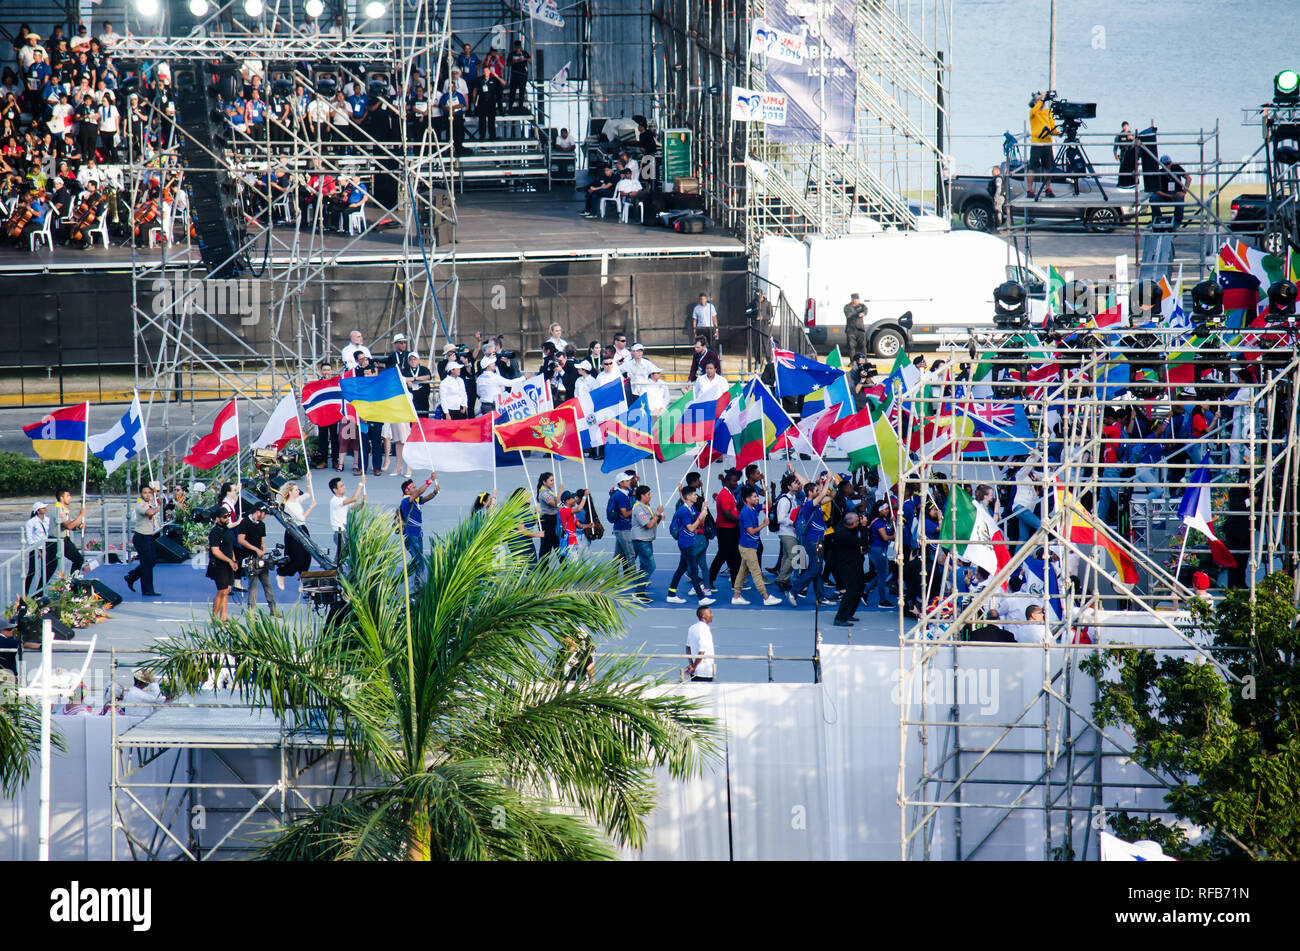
(339, 366), (417, 423)
(23, 402), (88, 461)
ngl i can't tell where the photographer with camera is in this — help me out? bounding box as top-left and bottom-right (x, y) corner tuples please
(237, 502), (280, 617)
(1027, 91), (1058, 198)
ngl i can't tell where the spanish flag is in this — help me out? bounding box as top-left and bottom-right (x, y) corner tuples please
(23, 402), (88, 461)
(338, 366), (417, 423)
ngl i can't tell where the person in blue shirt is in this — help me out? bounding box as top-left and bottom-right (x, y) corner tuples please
(456, 43), (481, 93)
(733, 485), (783, 606)
(244, 88), (267, 128)
(865, 500), (896, 609)
(397, 473), (440, 578)
(609, 470), (636, 575)
(666, 486), (715, 605)
(437, 87), (467, 151)
(347, 89), (368, 123)
(787, 478), (837, 607)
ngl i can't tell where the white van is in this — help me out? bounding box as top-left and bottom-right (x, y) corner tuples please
(759, 230), (1050, 357)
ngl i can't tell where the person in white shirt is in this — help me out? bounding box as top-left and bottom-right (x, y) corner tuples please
(18, 34), (43, 72)
(692, 359), (728, 404)
(24, 501), (54, 596)
(554, 127), (576, 151)
(98, 24), (120, 52)
(305, 94), (331, 137)
(340, 330), (367, 369)
(328, 475), (365, 555)
(624, 344), (661, 394)
(685, 606), (716, 682)
(440, 361), (469, 418)
(1020, 604), (1052, 644)
(444, 68), (469, 100)
(642, 370), (670, 414)
(69, 27), (89, 51)
(546, 323), (569, 353)
(476, 354), (508, 414)
(613, 168), (644, 219)
(97, 93), (120, 163)
(122, 668), (164, 717)
(773, 473), (800, 589)
(692, 291), (718, 347)
(610, 333), (632, 367)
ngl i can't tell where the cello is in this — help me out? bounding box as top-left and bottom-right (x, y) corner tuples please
(66, 188), (103, 247)
(5, 189), (44, 241)
(132, 188), (159, 242)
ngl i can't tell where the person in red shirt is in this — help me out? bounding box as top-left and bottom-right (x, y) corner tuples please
(708, 467), (742, 592)
(558, 490), (580, 555)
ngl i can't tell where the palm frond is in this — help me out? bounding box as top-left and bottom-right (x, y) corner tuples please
(0, 699), (60, 796)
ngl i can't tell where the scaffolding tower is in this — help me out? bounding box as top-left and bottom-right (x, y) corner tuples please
(114, 1), (458, 484)
(895, 327), (1300, 859)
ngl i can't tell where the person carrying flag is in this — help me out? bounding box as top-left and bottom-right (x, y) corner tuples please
(398, 474), (440, 578)
(54, 488), (86, 575)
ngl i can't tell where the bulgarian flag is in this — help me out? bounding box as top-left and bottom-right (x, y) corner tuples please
(1056, 481), (1139, 585)
(939, 484), (1010, 581)
(827, 404), (901, 486)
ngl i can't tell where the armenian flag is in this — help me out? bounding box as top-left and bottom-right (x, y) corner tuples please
(23, 402), (88, 461)
(338, 366), (417, 423)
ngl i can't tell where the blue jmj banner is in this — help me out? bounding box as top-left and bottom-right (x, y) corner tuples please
(763, 0), (857, 147)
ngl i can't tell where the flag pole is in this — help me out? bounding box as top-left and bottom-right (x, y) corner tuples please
(491, 415), (497, 495)
(139, 390), (155, 487)
(292, 386), (314, 499)
(1174, 529), (1190, 581)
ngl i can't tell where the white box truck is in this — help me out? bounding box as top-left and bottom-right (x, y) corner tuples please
(759, 230), (1050, 357)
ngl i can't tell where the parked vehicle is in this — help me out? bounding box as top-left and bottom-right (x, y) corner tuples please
(758, 230), (1050, 357)
(950, 168), (1142, 234)
(1228, 192), (1296, 255)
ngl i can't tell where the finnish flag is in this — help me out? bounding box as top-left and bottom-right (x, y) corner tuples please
(88, 391), (148, 475)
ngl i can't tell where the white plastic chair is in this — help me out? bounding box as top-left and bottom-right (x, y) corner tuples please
(28, 214), (53, 252)
(618, 195), (645, 224)
(598, 196), (618, 219)
(345, 209), (365, 234)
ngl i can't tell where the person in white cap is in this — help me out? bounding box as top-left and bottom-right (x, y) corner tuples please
(24, 501), (55, 596)
(624, 343), (662, 396)
(439, 359), (469, 419)
(385, 333), (413, 370)
(476, 352), (507, 415)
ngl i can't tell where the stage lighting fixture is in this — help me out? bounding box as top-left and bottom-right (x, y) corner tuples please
(1272, 123), (1300, 166)
(244, 0), (264, 16)
(1190, 280), (1223, 317)
(188, 0), (209, 15)
(1061, 279), (1093, 319)
(992, 281), (1029, 329)
(305, 0), (324, 16)
(1128, 279), (1161, 321)
(363, 0), (386, 18)
(135, 0), (160, 17)
(1266, 280), (1297, 322)
(1274, 69), (1300, 105)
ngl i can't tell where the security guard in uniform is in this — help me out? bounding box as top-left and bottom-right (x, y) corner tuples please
(844, 293), (868, 358)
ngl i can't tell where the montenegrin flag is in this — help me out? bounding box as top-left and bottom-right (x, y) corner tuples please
(183, 398), (240, 469)
(23, 402), (88, 461)
(339, 366), (417, 424)
(405, 414), (495, 472)
(495, 403), (584, 459)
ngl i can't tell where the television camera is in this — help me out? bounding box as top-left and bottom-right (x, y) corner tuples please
(1040, 90), (1097, 142)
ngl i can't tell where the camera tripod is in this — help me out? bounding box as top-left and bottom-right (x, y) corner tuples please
(1031, 120), (1110, 202)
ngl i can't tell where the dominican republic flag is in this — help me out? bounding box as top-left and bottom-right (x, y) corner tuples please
(772, 346), (846, 396)
(1098, 831), (1175, 862)
(251, 393), (304, 450)
(1178, 468), (1237, 568)
(183, 398), (240, 469)
(405, 414), (495, 472)
(302, 376), (345, 426)
(87, 391), (147, 475)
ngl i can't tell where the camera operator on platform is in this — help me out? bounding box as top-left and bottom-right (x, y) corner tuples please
(1027, 91), (1058, 198)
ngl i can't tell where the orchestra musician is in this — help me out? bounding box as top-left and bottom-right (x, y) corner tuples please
(5, 185), (49, 244)
(132, 181), (160, 245)
(64, 178), (105, 248)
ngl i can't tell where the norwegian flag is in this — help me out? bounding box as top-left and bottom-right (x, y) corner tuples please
(302, 375), (345, 426)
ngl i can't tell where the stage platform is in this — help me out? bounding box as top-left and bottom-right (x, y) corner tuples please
(0, 191), (742, 274)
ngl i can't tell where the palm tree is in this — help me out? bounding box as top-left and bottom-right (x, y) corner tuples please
(146, 494), (722, 860)
(0, 699), (46, 796)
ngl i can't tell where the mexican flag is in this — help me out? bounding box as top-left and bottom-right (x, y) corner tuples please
(827, 404), (901, 486)
(939, 484), (1010, 580)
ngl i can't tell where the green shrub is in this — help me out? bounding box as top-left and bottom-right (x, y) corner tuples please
(0, 452), (108, 498)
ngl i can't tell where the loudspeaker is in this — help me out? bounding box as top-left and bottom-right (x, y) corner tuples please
(18, 611), (75, 642)
(173, 62), (246, 278)
(73, 578), (124, 608)
(154, 535), (191, 564)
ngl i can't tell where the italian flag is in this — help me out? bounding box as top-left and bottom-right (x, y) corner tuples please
(940, 484), (1010, 581)
(827, 404), (901, 486)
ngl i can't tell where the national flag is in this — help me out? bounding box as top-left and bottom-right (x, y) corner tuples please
(585, 377), (628, 417)
(698, 395), (741, 467)
(1098, 831), (1175, 862)
(1045, 265), (1066, 324)
(730, 391), (767, 469)
(1098, 351), (1130, 400)
(301, 376), (345, 427)
(251, 392), (304, 450)
(772, 346), (848, 396)
(183, 398), (240, 469)
(1158, 267), (1190, 332)
(955, 400), (1035, 458)
(494, 412), (524, 468)
(1094, 292), (1123, 329)
(939, 484), (1010, 580)
(1177, 467), (1237, 568)
(600, 395), (656, 473)
(555, 398), (596, 452)
(772, 405), (837, 458)
(404, 414), (495, 473)
(655, 389), (695, 462)
(907, 414), (975, 462)
(672, 381), (737, 445)
(827, 404), (901, 485)
(742, 376), (794, 448)
(1165, 346), (1198, 387)
(802, 346), (852, 417)
(88, 392), (148, 475)
(339, 366), (417, 423)
(495, 403), (584, 459)
(23, 402), (88, 462)
(1021, 557), (1063, 621)
(548, 61), (570, 94)
(1055, 482), (1139, 585)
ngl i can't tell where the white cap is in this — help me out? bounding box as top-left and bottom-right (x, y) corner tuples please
(445, 360), (462, 371)
(576, 359), (592, 372)
(32, 501), (50, 513)
(631, 343), (644, 351)
(480, 354), (497, 368)
(393, 333), (407, 342)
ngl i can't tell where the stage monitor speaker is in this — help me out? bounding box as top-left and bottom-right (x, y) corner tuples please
(73, 578), (124, 608)
(154, 535), (191, 565)
(18, 611), (75, 642)
(173, 62), (246, 278)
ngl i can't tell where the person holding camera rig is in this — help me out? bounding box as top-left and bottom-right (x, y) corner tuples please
(1027, 91), (1058, 198)
(236, 502), (280, 616)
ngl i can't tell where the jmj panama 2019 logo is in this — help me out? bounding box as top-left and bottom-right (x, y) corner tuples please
(150, 277), (261, 326)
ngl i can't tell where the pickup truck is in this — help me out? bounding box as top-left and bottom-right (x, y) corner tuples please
(950, 169), (1139, 233)
(1228, 193), (1295, 255)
